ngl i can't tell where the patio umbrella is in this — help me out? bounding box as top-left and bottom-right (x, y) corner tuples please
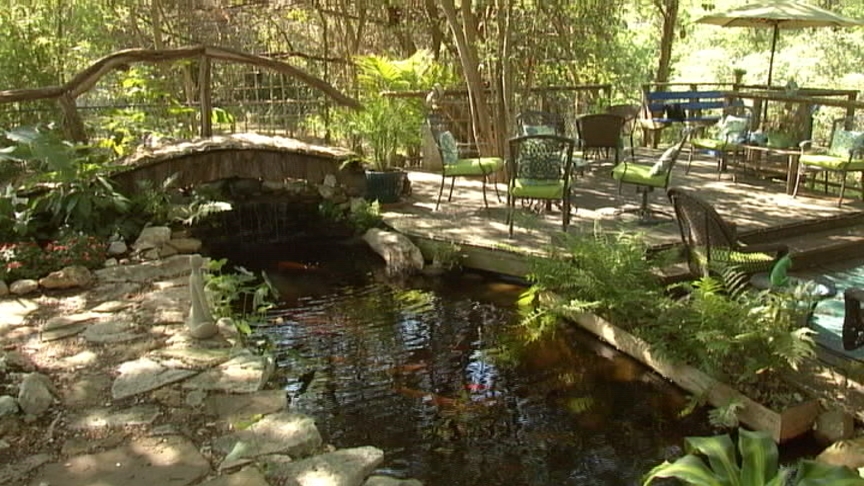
(695, 1), (864, 87)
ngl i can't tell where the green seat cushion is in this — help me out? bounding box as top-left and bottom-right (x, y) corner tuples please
(443, 157), (503, 176)
(707, 248), (777, 273)
(799, 154), (864, 170)
(612, 163), (667, 188)
(691, 138), (742, 151)
(511, 179), (565, 199)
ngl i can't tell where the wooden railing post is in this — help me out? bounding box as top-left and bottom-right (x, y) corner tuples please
(57, 92), (87, 143)
(199, 55), (212, 138)
(846, 92), (857, 129)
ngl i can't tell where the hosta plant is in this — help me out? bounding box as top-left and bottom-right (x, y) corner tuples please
(643, 428), (864, 486)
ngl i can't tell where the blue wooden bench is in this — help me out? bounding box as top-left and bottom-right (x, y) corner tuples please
(638, 89), (741, 147)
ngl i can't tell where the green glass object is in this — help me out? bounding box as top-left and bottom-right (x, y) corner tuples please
(769, 254), (792, 287)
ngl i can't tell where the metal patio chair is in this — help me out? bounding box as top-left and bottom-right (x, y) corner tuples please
(667, 187), (789, 278)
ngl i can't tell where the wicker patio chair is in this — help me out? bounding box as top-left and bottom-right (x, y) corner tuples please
(576, 113), (626, 165)
(605, 104), (641, 160)
(667, 187), (789, 278)
(843, 287), (864, 350)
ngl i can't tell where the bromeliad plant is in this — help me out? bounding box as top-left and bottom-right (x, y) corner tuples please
(643, 428), (864, 485)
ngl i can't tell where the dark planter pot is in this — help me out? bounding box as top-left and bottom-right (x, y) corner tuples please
(365, 170), (405, 204)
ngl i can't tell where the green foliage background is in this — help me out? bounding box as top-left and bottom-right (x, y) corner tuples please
(1, 1), (864, 141)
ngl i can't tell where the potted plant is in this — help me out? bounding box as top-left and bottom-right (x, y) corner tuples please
(333, 52), (453, 204)
(732, 67), (747, 86)
(344, 95), (416, 204)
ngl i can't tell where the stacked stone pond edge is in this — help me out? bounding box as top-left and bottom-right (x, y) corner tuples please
(0, 226), (425, 485)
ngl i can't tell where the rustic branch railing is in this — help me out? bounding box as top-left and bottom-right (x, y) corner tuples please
(0, 45), (361, 142)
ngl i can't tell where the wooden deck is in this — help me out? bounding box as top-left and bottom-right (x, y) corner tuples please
(384, 147), (864, 276)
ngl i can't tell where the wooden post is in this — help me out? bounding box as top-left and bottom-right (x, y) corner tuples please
(57, 92), (87, 143)
(199, 56), (212, 138)
(846, 92), (857, 130)
(753, 98), (764, 131)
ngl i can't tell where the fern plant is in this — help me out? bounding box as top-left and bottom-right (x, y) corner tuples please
(522, 225), (819, 415)
(522, 222), (673, 331)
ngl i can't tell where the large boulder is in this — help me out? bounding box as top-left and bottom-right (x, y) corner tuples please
(18, 373), (57, 416)
(133, 226), (172, 251)
(362, 228), (423, 276)
(39, 265), (93, 290)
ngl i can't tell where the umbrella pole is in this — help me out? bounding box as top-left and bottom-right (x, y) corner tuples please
(767, 24), (779, 88)
(762, 24), (780, 126)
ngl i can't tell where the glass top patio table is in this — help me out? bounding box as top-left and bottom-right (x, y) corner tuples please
(742, 144), (801, 195)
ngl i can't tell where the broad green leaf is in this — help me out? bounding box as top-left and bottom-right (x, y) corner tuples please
(796, 460), (864, 485)
(643, 455), (724, 486)
(738, 428), (778, 485)
(685, 434), (740, 485)
(3, 126), (40, 144)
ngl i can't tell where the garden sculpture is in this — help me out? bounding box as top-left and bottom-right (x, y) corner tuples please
(186, 255), (219, 339)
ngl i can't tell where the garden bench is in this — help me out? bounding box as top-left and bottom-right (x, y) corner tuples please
(638, 88), (742, 147)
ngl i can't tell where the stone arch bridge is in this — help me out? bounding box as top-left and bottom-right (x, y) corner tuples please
(110, 133), (366, 245)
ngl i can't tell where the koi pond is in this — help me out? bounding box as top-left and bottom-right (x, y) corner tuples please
(211, 238), (719, 485)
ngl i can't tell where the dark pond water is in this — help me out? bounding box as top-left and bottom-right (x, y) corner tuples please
(209, 239), (720, 485)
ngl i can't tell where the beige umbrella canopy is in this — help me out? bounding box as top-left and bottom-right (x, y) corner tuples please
(696, 0), (864, 87)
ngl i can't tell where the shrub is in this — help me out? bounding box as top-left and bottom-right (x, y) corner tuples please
(44, 234), (107, 270)
(0, 233), (106, 282)
(0, 241), (51, 281)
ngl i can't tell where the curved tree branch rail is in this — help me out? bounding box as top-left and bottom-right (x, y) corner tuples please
(0, 45), (362, 142)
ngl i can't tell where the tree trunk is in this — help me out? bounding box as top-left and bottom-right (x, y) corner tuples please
(654, 0), (679, 86)
(439, 0), (497, 157)
(151, 0), (164, 50)
(423, 0), (446, 60)
(496, 0), (515, 158)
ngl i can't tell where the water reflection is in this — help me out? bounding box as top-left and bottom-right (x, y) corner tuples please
(228, 241), (714, 486)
